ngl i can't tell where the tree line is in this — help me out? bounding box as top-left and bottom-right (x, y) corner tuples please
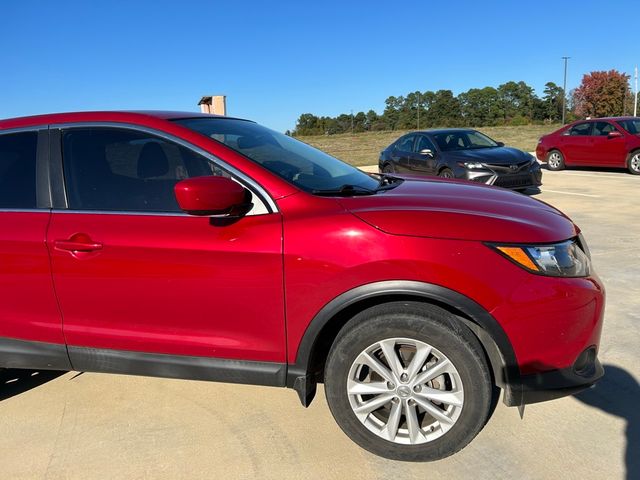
(292, 70), (633, 136)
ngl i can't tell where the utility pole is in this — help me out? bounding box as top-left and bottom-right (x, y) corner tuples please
(634, 66), (638, 117)
(562, 56), (570, 124)
(417, 92), (421, 130)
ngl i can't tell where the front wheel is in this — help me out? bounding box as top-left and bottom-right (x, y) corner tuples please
(438, 168), (454, 179)
(324, 302), (493, 461)
(546, 150), (565, 171)
(381, 163), (395, 174)
(627, 151), (640, 175)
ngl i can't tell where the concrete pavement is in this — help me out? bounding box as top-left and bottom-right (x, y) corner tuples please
(1, 167), (638, 479)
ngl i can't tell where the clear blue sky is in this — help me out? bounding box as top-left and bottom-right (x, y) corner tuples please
(1, 0), (638, 131)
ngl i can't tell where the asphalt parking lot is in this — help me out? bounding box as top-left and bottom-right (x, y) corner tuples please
(1, 167), (638, 480)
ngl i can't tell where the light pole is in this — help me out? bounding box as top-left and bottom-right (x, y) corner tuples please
(634, 66), (638, 117)
(562, 56), (570, 124)
(417, 92), (421, 130)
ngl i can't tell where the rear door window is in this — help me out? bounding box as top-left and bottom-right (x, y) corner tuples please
(0, 131), (38, 208)
(567, 123), (593, 136)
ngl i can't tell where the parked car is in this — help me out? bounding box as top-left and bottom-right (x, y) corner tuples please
(0, 111), (603, 461)
(536, 116), (640, 174)
(379, 128), (542, 190)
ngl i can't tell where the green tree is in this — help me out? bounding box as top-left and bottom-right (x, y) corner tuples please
(364, 110), (379, 130)
(294, 113), (321, 135)
(382, 96), (403, 130)
(498, 81), (536, 122)
(396, 92), (422, 129)
(425, 90), (462, 127)
(353, 111), (367, 133)
(459, 87), (502, 126)
(541, 82), (564, 122)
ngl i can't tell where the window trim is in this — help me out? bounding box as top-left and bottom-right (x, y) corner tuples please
(0, 125), (49, 211)
(49, 122), (278, 215)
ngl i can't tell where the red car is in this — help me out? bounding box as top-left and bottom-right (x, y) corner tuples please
(0, 111), (604, 461)
(536, 116), (640, 174)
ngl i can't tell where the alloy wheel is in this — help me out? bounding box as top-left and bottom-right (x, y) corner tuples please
(347, 337), (464, 445)
(548, 152), (562, 169)
(630, 153), (640, 173)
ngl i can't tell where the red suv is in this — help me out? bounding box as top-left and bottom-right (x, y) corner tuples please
(536, 116), (640, 174)
(0, 111), (604, 461)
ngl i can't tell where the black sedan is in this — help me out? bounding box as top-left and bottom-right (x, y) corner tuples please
(379, 129), (542, 190)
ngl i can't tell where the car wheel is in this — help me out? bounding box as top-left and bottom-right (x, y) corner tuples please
(381, 163), (395, 174)
(627, 151), (640, 175)
(324, 302), (493, 462)
(546, 150), (565, 171)
(438, 168), (454, 179)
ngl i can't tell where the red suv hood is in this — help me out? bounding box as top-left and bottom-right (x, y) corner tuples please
(339, 178), (577, 243)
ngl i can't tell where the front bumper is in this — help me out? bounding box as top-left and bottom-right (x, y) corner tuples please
(460, 162), (543, 189)
(513, 347), (604, 406)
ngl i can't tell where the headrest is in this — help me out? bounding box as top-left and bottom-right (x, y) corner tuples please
(137, 142), (169, 179)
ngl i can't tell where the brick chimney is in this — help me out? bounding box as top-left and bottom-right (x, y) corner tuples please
(198, 95), (227, 115)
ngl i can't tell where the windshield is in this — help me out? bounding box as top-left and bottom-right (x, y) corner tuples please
(173, 118), (381, 194)
(433, 130), (499, 152)
(616, 119), (640, 134)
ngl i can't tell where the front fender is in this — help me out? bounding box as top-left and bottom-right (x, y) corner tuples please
(286, 280), (524, 407)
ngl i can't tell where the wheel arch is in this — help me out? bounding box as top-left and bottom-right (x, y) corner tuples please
(627, 148), (640, 173)
(436, 164), (452, 175)
(287, 280), (523, 407)
(546, 147), (566, 164)
(380, 161), (395, 173)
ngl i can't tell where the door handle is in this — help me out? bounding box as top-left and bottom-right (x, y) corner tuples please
(54, 234), (103, 252)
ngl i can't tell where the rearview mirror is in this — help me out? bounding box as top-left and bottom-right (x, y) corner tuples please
(419, 148), (434, 157)
(607, 131), (623, 139)
(174, 176), (250, 216)
(496, 141), (505, 147)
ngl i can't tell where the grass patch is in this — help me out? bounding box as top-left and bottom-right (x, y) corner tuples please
(297, 124), (561, 167)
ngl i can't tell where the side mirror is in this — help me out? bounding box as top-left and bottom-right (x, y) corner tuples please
(496, 141), (505, 147)
(608, 131), (623, 139)
(419, 148), (435, 158)
(174, 176), (250, 216)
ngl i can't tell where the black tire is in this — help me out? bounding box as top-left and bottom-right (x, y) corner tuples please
(324, 302), (494, 462)
(546, 150), (565, 171)
(438, 168), (454, 179)
(627, 150), (640, 175)
(381, 163), (395, 174)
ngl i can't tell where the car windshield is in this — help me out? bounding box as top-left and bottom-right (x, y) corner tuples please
(173, 118), (382, 194)
(616, 119), (640, 134)
(432, 130), (499, 152)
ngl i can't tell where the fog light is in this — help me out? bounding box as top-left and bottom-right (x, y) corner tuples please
(573, 346), (597, 376)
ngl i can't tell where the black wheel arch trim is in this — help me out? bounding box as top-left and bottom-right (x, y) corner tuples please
(287, 280), (524, 407)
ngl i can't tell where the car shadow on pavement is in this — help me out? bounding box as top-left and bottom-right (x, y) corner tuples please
(0, 368), (65, 401)
(573, 364), (639, 480)
(520, 187), (541, 196)
(540, 164), (629, 175)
